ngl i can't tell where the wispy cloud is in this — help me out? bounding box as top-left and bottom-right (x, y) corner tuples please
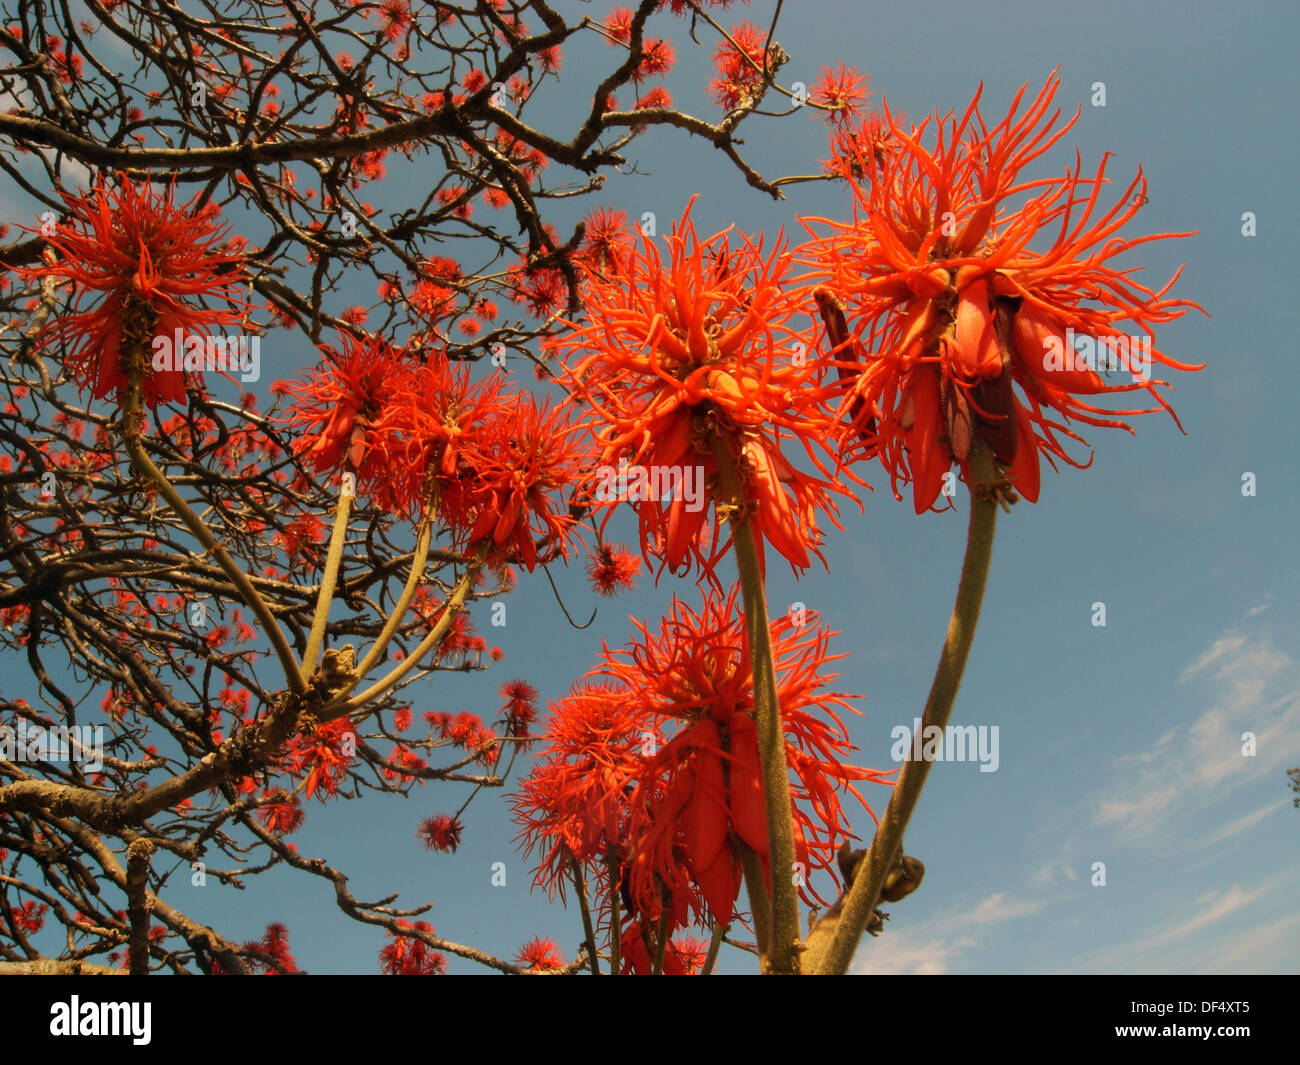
(853, 891), (1044, 974)
(1093, 623), (1300, 846)
(1200, 802), (1284, 849)
(1063, 876), (1295, 974)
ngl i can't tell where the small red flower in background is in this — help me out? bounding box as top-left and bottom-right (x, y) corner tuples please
(499, 679), (539, 740)
(810, 63), (870, 126)
(16, 177), (248, 408)
(418, 813), (464, 853)
(800, 72), (1206, 512)
(11, 899), (48, 934)
(515, 935), (567, 971)
(282, 718), (355, 800)
(618, 922), (709, 975)
(586, 543), (642, 597)
(243, 922), (298, 974)
(258, 791), (304, 835)
(379, 920), (446, 975)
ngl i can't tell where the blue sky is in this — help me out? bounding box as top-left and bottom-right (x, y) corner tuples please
(3, 0), (1297, 975)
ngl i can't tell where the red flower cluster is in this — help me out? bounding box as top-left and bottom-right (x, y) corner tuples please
(800, 72), (1205, 511)
(418, 813), (463, 853)
(379, 921), (446, 975)
(281, 338), (586, 568)
(515, 935), (567, 971)
(17, 177), (248, 408)
(556, 197), (849, 580)
(514, 589), (890, 952)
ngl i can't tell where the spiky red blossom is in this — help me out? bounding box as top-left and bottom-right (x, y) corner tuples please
(578, 207), (634, 274)
(586, 543), (642, 597)
(11, 899), (48, 934)
(515, 936), (567, 971)
(603, 8), (633, 42)
(418, 813), (464, 853)
(811, 63), (870, 126)
(243, 922), (298, 974)
(444, 393), (585, 572)
(284, 346), (581, 564)
(282, 719), (355, 801)
(512, 682), (648, 901)
(618, 922), (710, 975)
(800, 72), (1206, 512)
(707, 21), (767, 110)
(379, 920), (446, 975)
(555, 196), (850, 580)
(15, 177), (248, 408)
(589, 587), (891, 930)
(279, 332), (411, 504)
(499, 679), (539, 739)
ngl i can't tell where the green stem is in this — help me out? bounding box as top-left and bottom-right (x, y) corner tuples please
(814, 446), (999, 975)
(650, 902), (671, 976)
(352, 495), (438, 683)
(301, 483), (353, 677)
(570, 855), (601, 976)
(605, 845), (622, 976)
(320, 545), (486, 719)
(701, 919), (727, 976)
(121, 349), (306, 695)
(711, 432), (801, 974)
(737, 838), (771, 971)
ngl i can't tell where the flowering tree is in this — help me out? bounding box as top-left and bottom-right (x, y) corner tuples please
(0, 1), (1202, 975)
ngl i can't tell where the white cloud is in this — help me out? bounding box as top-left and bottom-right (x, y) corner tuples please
(1092, 626), (1300, 846)
(1200, 802), (1284, 849)
(1063, 877), (1292, 974)
(852, 890), (1043, 974)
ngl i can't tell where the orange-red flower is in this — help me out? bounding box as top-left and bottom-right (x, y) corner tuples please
(17, 177), (248, 408)
(556, 196), (850, 579)
(417, 813), (463, 853)
(283, 344), (583, 566)
(800, 72), (1206, 512)
(587, 588), (891, 929)
(281, 331), (413, 502)
(515, 936), (567, 971)
(585, 542), (642, 597)
(379, 920), (446, 975)
(512, 681), (649, 901)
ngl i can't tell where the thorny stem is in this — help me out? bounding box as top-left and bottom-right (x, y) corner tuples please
(120, 347), (306, 695)
(815, 446), (999, 975)
(711, 431), (801, 974)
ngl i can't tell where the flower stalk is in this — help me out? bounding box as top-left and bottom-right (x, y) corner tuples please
(814, 445), (999, 975)
(301, 480), (355, 678)
(711, 429), (802, 974)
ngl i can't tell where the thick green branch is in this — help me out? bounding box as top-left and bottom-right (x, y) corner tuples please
(814, 447), (999, 975)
